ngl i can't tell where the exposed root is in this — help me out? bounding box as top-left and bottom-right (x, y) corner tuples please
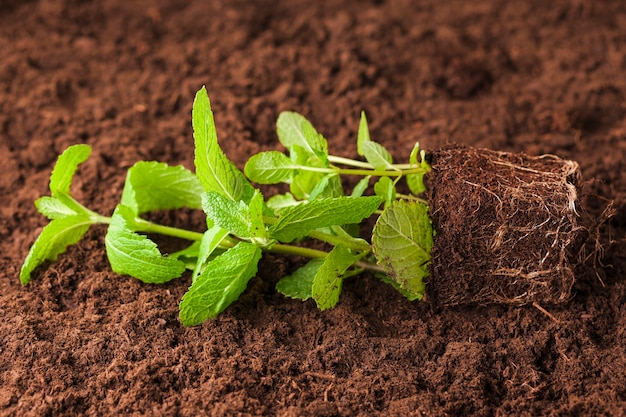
(427, 145), (582, 306)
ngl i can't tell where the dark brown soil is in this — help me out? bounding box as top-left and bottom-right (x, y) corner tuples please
(428, 145), (581, 307)
(1, 1), (625, 416)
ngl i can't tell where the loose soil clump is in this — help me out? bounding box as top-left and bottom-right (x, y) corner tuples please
(428, 145), (582, 306)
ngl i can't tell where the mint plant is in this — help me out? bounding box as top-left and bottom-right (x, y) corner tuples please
(20, 87), (433, 326)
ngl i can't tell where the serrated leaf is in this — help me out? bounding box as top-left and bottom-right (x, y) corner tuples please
(49, 144), (92, 197)
(247, 189), (267, 239)
(105, 205), (186, 284)
(179, 242), (262, 326)
(361, 141), (394, 171)
(35, 196), (78, 219)
(372, 200), (433, 298)
(374, 176), (396, 206)
(193, 87), (253, 202)
(312, 244), (362, 310)
(277, 111), (328, 159)
(202, 190), (266, 239)
(269, 196), (382, 242)
(356, 112), (394, 170)
(276, 258), (325, 300)
(120, 161), (203, 214)
(375, 273), (422, 301)
(20, 215), (92, 284)
(244, 151), (297, 184)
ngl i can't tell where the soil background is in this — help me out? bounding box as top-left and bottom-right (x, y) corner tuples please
(1, 1), (626, 416)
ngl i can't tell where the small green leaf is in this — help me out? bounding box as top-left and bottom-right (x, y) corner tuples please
(35, 196), (78, 220)
(313, 175), (344, 199)
(179, 242), (262, 326)
(277, 111), (328, 160)
(193, 87), (254, 202)
(356, 111), (371, 153)
(374, 176), (396, 206)
(372, 200), (433, 299)
(105, 205), (186, 284)
(356, 112), (394, 170)
(20, 215), (92, 284)
(192, 223), (229, 282)
(49, 144), (92, 197)
(269, 196), (382, 242)
(244, 151), (297, 184)
(266, 193), (300, 214)
(170, 241), (203, 270)
(247, 189), (267, 240)
(288, 144), (328, 199)
(351, 176), (371, 197)
(120, 161), (203, 214)
(276, 258), (325, 300)
(312, 245), (362, 310)
(202, 191), (266, 239)
(361, 141), (394, 171)
(406, 142), (429, 195)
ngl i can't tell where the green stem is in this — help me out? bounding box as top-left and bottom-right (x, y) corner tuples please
(327, 155), (422, 171)
(308, 229), (371, 252)
(90, 209), (385, 275)
(299, 165), (427, 178)
(133, 218), (208, 242)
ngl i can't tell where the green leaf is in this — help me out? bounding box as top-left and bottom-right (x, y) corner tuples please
(375, 273), (423, 301)
(35, 196), (78, 220)
(105, 205), (186, 284)
(356, 112), (394, 170)
(351, 176), (371, 197)
(361, 141), (394, 171)
(276, 258), (325, 300)
(120, 161), (203, 214)
(356, 111), (371, 153)
(192, 87), (253, 202)
(244, 151), (297, 184)
(372, 200), (433, 299)
(49, 144), (92, 197)
(179, 242), (262, 326)
(170, 241), (202, 270)
(374, 176), (396, 206)
(406, 142), (429, 195)
(277, 111), (328, 160)
(312, 244), (362, 310)
(269, 196), (382, 242)
(202, 190), (266, 239)
(288, 144), (328, 199)
(20, 215), (92, 284)
(192, 223), (229, 282)
(310, 175), (344, 199)
(266, 193), (300, 214)
(247, 189), (267, 240)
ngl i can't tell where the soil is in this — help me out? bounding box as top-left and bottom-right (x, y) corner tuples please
(1, 0), (625, 416)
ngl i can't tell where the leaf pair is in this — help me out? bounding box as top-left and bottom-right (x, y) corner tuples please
(20, 145), (95, 284)
(276, 244), (363, 310)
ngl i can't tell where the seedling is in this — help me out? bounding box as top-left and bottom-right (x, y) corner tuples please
(20, 87), (433, 326)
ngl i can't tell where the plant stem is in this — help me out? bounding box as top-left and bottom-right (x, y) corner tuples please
(132, 218), (206, 242)
(298, 165), (427, 178)
(92, 211), (386, 275)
